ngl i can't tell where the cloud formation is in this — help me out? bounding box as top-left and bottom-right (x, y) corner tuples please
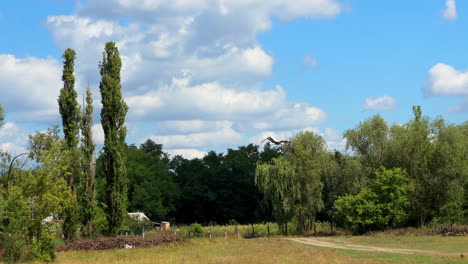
(1, 0), (344, 158)
(303, 54), (317, 70)
(424, 62), (468, 112)
(441, 0), (457, 21)
(0, 55), (62, 122)
(362, 95), (398, 111)
(0, 122), (29, 154)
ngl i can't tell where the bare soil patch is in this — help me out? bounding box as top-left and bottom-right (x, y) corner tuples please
(288, 237), (465, 256)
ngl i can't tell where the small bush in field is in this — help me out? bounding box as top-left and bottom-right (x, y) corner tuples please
(189, 223), (204, 236)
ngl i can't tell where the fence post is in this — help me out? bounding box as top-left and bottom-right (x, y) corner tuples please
(235, 224), (240, 237)
(209, 229), (212, 239)
(224, 230), (227, 238)
(190, 232), (193, 239)
(251, 223), (255, 237)
(267, 224), (270, 237)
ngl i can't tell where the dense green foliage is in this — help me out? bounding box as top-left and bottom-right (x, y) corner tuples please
(58, 48), (81, 241)
(255, 131), (326, 234)
(1, 128), (71, 262)
(95, 143), (280, 226)
(335, 167), (412, 233)
(0, 104), (4, 128)
(79, 87), (96, 237)
(99, 42), (128, 236)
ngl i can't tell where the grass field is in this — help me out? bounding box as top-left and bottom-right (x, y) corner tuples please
(320, 234), (468, 253)
(39, 236), (467, 264)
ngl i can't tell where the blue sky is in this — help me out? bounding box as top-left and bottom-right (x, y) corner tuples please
(0, 0), (467, 158)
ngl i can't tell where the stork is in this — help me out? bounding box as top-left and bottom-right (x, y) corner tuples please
(261, 136), (294, 153)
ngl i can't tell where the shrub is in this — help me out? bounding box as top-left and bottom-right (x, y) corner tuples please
(2, 235), (33, 263)
(189, 223), (204, 236)
(31, 233), (56, 262)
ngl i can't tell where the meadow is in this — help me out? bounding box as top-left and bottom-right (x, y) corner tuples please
(49, 236), (466, 264)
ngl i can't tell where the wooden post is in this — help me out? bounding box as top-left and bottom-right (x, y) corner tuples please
(235, 224), (239, 237)
(224, 230), (227, 237)
(267, 224), (270, 237)
(251, 223), (255, 237)
(190, 232), (193, 239)
(209, 229), (212, 239)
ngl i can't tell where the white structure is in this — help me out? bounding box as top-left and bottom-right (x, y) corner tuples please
(127, 212), (150, 221)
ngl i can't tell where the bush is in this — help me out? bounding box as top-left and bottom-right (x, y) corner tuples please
(31, 233), (56, 262)
(189, 223), (204, 236)
(334, 167), (411, 233)
(2, 235), (33, 263)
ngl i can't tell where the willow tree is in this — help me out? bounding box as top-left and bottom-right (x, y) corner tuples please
(79, 87), (96, 237)
(255, 131), (325, 234)
(99, 42), (128, 236)
(58, 48), (80, 241)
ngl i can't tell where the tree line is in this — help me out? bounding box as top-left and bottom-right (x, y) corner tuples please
(93, 106), (466, 235)
(0, 43), (467, 262)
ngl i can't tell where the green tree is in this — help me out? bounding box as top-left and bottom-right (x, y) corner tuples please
(58, 48), (81, 241)
(256, 156), (295, 234)
(126, 141), (179, 220)
(99, 42), (128, 236)
(320, 151), (367, 223)
(2, 128), (71, 262)
(335, 167), (411, 233)
(343, 115), (389, 172)
(256, 131), (325, 234)
(79, 87), (96, 237)
(0, 104), (4, 128)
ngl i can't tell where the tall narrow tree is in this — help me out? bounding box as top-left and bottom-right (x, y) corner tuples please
(58, 48), (80, 241)
(99, 42), (128, 236)
(79, 86), (96, 237)
(0, 104), (5, 128)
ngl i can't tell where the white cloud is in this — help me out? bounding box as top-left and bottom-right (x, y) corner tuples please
(92, 124), (105, 145)
(362, 95), (398, 111)
(166, 148), (207, 159)
(424, 63), (468, 112)
(0, 122), (29, 154)
(441, 0), (457, 21)
(149, 125), (243, 149)
(424, 63), (468, 96)
(0, 54), (62, 122)
(156, 120), (234, 135)
(325, 128), (340, 140)
(126, 77), (287, 121)
(303, 54), (317, 70)
(2, 0), (343, 156)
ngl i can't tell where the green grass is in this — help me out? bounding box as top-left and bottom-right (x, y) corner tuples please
(22, 236), (467, 264)
(320, 235), (468, 253)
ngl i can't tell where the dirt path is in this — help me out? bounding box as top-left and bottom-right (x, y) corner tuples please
(288, 237), (462, 256)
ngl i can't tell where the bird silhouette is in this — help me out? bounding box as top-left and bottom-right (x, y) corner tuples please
(261, 136), (294, 153)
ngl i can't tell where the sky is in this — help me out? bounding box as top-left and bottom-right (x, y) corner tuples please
(0, 0), (467, 159)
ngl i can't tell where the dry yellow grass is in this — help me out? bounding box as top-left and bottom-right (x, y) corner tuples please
(52, 237), (383, 264)
(14, 236), (466, 264)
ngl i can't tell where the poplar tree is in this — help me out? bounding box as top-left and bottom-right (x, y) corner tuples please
(0, 104), (4, 128)
(80, 87), (96, 237)
(99, 42), (128, 236)
(58, 48), (80, 241)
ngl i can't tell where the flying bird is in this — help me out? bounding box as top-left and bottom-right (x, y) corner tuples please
(261, 136), (294, 153)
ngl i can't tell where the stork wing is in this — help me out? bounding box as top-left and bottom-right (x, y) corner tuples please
(262, 136), (281, 145)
